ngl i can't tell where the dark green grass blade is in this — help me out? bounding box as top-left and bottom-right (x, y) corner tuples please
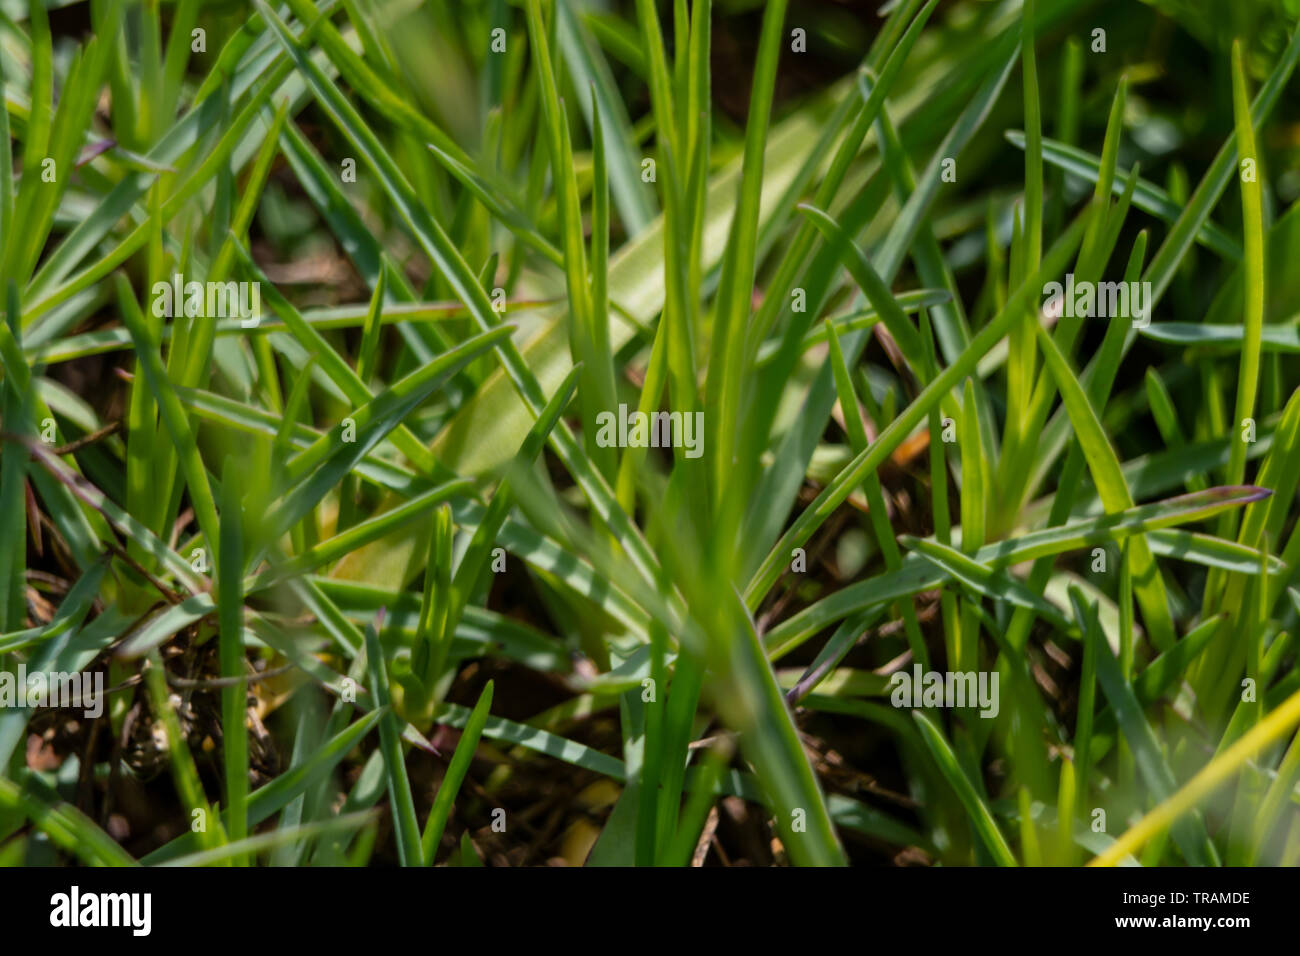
(421, 681), (493, 864)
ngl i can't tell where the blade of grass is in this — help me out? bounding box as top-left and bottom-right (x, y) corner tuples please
(1218, 40), (1266, 537)
(746, 202), (1094, 608)
(0, 776), (137, 866)
(217, 457), (249, 863)
(1090, 619), (1217, 865)
(1091, 683), (1300, 866)
(913, 712), (1017, 866)
(421, 680), (493, 864)
(1032, 321), (1176, 651)
(362, 611), (422, 866)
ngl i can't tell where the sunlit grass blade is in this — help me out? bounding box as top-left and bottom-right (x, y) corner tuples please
(1092, 684), (1300, 867)
(1090, 618), (1217, 865)
(1142, 27), (1300, 306)
(705, 0), (787, 514)
(1219, 40), (1266, 529)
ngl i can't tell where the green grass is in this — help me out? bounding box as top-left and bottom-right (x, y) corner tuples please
(2, 0), (1300, 868)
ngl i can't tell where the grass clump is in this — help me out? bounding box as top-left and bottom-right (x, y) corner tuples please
(1, 0), (1299, 868)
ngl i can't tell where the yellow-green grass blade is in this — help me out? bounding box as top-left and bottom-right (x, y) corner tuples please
(1219, 40), (1266, 535)
(1092, 685), (1300, 867)
(1142, 26), (1300, 306)
(1090, 617), (1217, 865)
(705, 0), (788, 517)
(1007, 0), (1042, 460)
